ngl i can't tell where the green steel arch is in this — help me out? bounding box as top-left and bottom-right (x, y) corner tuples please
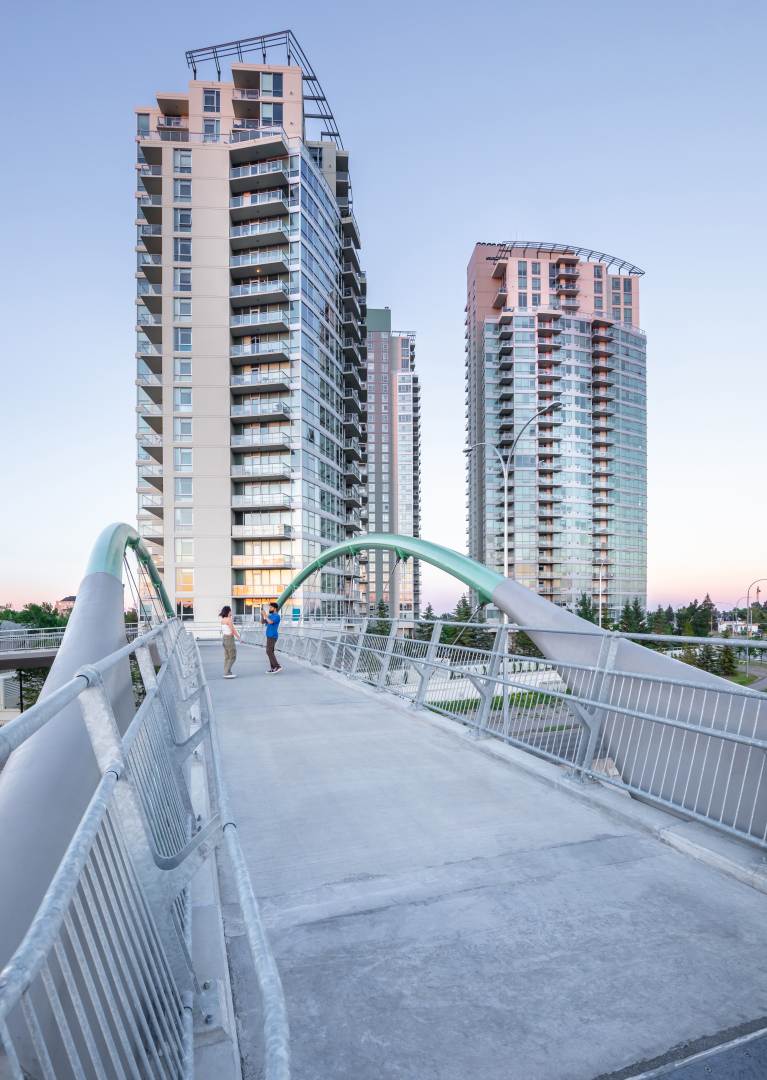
(277, 533), (504, 609)
(87, 522), (174, 618)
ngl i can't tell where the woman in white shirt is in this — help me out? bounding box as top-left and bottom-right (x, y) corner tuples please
(219, 605), (241, 678)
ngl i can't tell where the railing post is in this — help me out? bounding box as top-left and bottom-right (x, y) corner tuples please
(567, 631), (620, 782)
(414, 621), (443, 708)
(349, 618), (369, 678)
(377, 619), (399, 689)
(473, 625), (508, 736)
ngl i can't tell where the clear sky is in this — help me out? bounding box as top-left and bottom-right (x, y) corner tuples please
(1, 0), (765, 614)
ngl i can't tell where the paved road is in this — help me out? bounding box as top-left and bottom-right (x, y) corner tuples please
(204, 643), (767, 1080)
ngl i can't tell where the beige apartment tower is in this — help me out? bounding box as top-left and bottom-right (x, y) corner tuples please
(134, 33), (366, 622)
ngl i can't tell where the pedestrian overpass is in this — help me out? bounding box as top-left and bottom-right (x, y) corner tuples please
(0, 524), (765, 1080)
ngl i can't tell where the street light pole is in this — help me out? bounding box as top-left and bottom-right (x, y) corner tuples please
(465, 401), (563, 732)
(745, 578), (766, 677)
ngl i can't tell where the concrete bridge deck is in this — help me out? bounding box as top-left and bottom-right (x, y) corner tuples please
(202, 642), (767, 1080)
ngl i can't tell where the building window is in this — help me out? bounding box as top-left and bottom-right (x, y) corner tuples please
(173, 179), (192, 201)
(612, 307), (621, 320)
(174, 357), (192, 378)
(173, 418), (193, 439)
(532, 293), (541, 307)
(175, 568), (194, 594)
(173, 298), (192, 320)
(173, 149), (192, 174)
(624, 308), (633, 325)
(595, 297), (603, 310)
(174, 208), (192, 233)
(593, 265), (603, 278)
(136, 113), (150, 135)
(174, 388), (193, 411)
(203, 118), (220, 142)
(175, 478), (193, 500)
(594, 281), (603, 294)
(174, 238), (192, 262)
(174, 447), (193, 471)
(174, 327), (192, 352)
(175, 508), (193, 527)
(174, 268), (192, 291)
(176, 600), (194, 620)
(518, 292), (528, 309)
(203, 88), (221, 113)
(261, 72), (283, 97)
(531, 262), (540, 275)
(175, 538), (194, 563)
(260, 103), (283, 126)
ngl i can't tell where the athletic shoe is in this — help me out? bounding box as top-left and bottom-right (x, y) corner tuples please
(223, 674), (237, 679)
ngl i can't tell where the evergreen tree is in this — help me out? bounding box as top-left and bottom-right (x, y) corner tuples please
(697, 594), (717, 636)
(369, 599), (390, 637)
(664, 605), (676, 633)
(575, 592), (597, 624)
(618, 600), (634, 633)
(415, 602), (436, 641)
(680, 643), (699, 667)
(718, 646), (739, 677)
(698, 644), (717, 672)
(630, 597), (646, 633)
(649, 605), (672, 635)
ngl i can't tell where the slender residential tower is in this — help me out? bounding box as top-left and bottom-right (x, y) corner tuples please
(364, 308), (421, 620)
(466, 242), (647, 622)
(134, 32), (366, 622)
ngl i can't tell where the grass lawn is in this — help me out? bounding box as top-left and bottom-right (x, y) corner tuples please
(726, 672), (759, 686)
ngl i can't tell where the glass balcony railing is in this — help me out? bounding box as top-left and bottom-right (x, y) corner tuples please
(231, 400), (291, 418)
(230, 221), (290, 240)
(231, 430), (291, 448)
(230, 370), (290, 388)
(231, 340), (291, 359)
(231, 462), (291, 478)
(230, 311), (290, 329)
(230, 281), (289, 300)
(230, 248), (290, 269)
(230, 191), (291, 210)
(232, 493), (292, 508)
(229, 159), (289, 181)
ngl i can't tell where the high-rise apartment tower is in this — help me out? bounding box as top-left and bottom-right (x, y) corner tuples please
(466, 242), (647, 622)
(363, 309), (421, 620)
(134, 32), (367, 622)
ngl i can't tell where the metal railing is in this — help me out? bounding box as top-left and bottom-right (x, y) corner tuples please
(0, 624), (147, 654)
(241, 619), (767, 851)
(0, 620), (289, 1078)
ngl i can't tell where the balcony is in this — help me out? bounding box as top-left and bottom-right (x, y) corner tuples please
(232, 554), (295, 570)
(138, 223), (162, 252)
(227, 128), (289, 165)
(344, 461), (363, 484)
(230, 369), (291, 393)
(136, 430), (162, 447)
(230, 247), (290, 277)
(232, 492), (292, 510)
(136, 194), (162, 223)
(342, 238), (361, 274)
(136, 310), (162, 328)
(231, 430), (292, 449)
(346, 509), (362, 532)
(231, 461), (292, 480)
(136, 164), (162, 178)
(345, 485), (362, 507)
(136, 369), (162, 388)
(343, 412), (362, 435)
(136, 399), (162, 416)
(231, 399), (291, 422)
(232, 524), (293, 539)
(230, 280), (289, 306)
(230, 339), (291, 364)
(343, 362), (363, 390)
(230, 310), (290, 335)
(229, 159), (290, 193)
(492, 285), (507, 310)
(342, 288), (361, 320)
(229, 190), (290, 221)
(342, 315), (362, 342)
(342, 263), (362, 291)
(341, 212), (361, 249)
(336, 170), (350, 195)
(136, 340), (162, 358)
(343, 388), (363, 413)
(229, 220), (290, 250)
(344, 437), (362, 459)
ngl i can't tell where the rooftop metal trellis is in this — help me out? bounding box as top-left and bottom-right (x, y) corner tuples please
(483, 240), (645, 276)
(185, 30), (345, 148)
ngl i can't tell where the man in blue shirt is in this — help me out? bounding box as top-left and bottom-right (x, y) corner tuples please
(262, 602), (282, 673)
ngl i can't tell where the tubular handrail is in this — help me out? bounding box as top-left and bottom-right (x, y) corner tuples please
(0, 617), (290, 1078)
